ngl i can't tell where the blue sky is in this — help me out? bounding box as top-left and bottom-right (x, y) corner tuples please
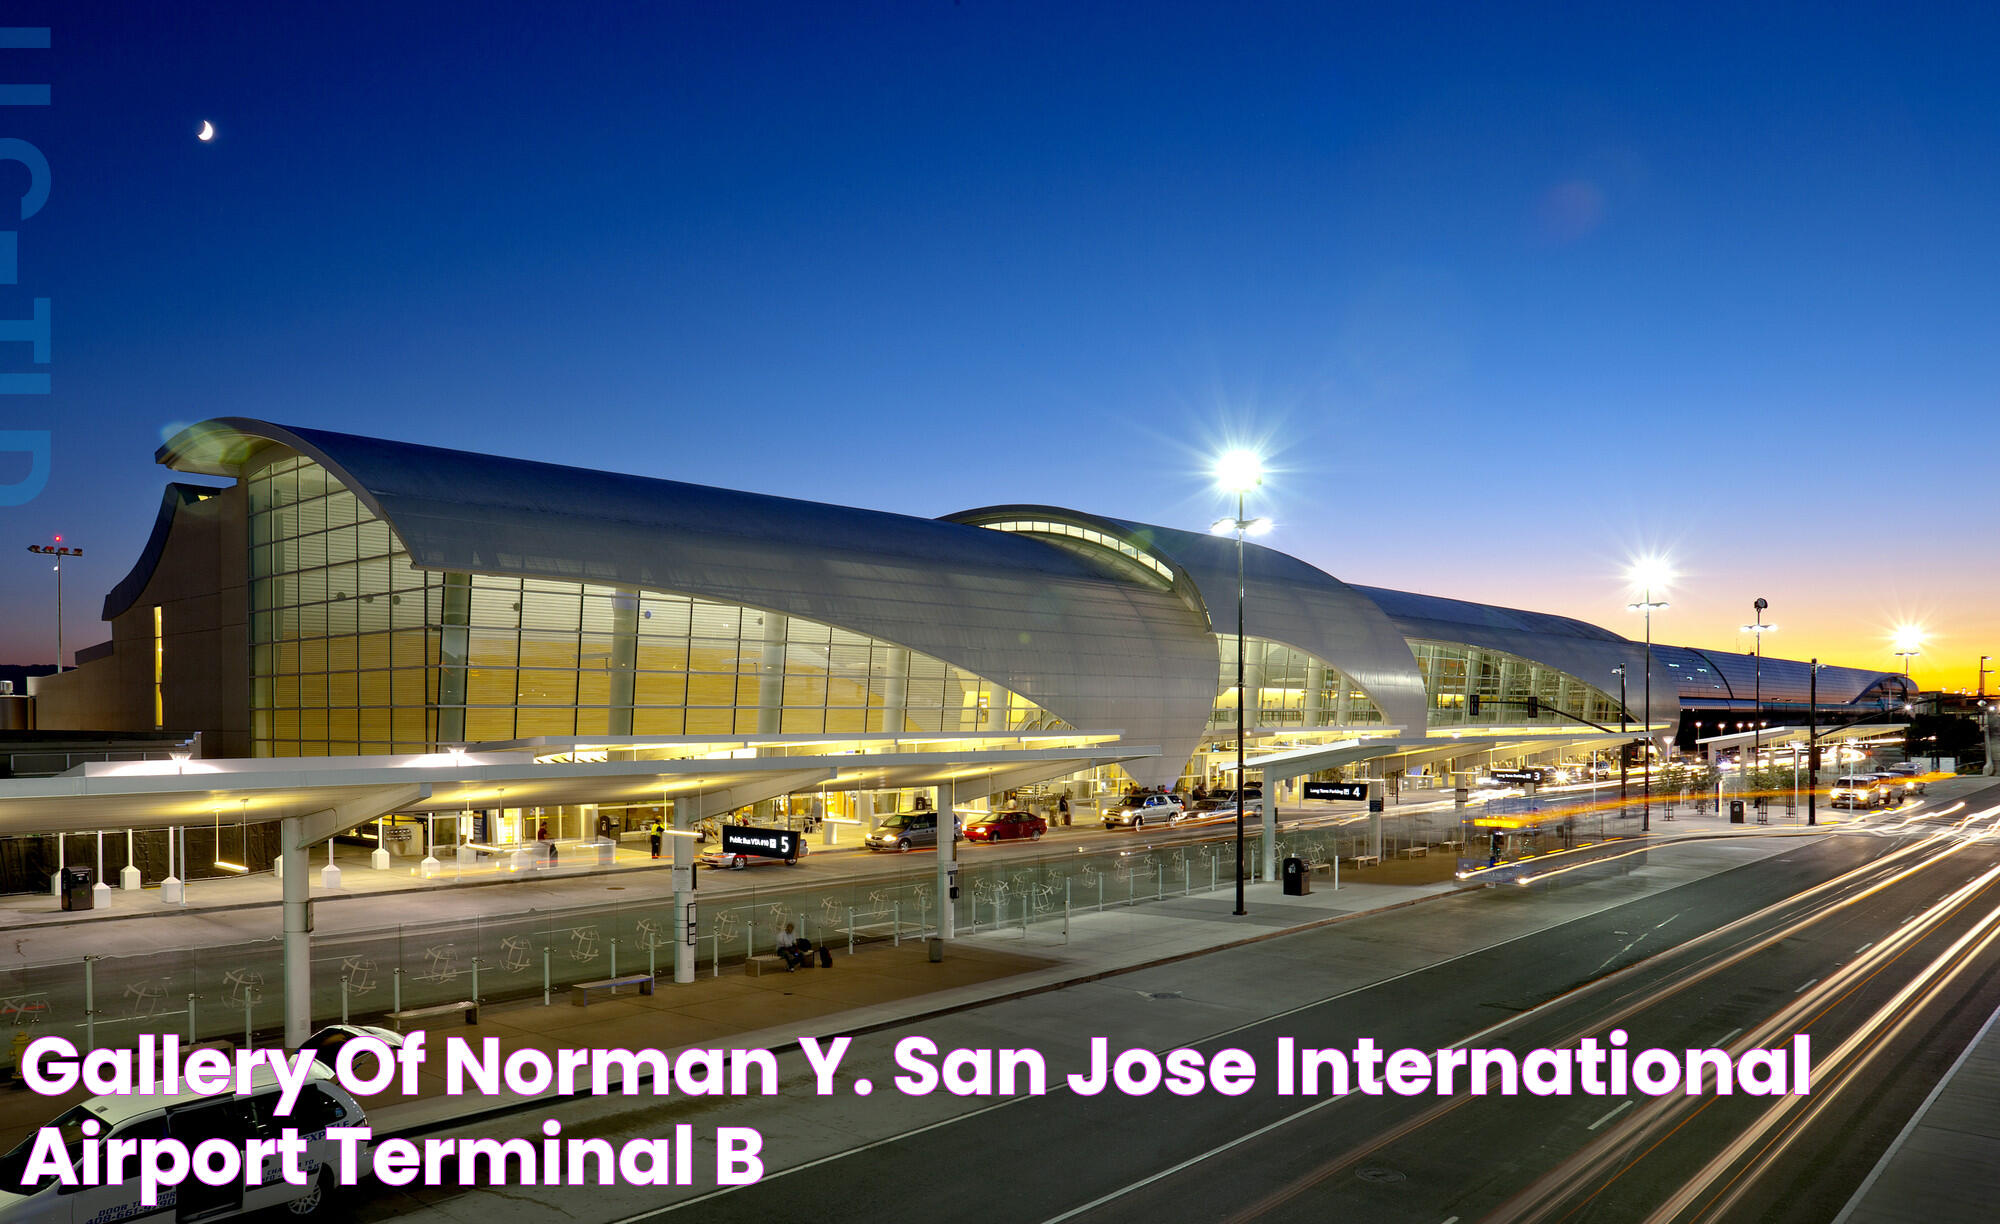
(4, 2), (1996, 683)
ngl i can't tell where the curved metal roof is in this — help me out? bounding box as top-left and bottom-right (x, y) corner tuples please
(103, 483), (221, 620)
(158, 419), (1218, 785)
(1348, 584), (1669, 729)
(1653, 645), (1912, 708)
(946, 506), (1432, 733)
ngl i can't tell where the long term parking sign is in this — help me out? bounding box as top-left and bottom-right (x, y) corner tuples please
(720, 825), (801, 860)
(1302, 782), (1368, 802)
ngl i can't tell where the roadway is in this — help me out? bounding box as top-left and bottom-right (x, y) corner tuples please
(322, 780), (2000, 1224)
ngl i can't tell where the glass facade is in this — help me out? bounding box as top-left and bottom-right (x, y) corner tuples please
(1409, 639), (1624, 730)
(979, 518), (1177, 585)
(1209, 635), (1385, 732)
(246, 455), (1066, 757)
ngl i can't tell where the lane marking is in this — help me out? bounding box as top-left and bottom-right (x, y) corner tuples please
(1854, 942), (1874, 954)
(1717, 1027), (1743, 1046)
(1038, 1096), (1346, 1224)
(1796, 977), (1819, 993)
(1654, 913), (1680, 930)
(1587, 1099), (1635, 1131)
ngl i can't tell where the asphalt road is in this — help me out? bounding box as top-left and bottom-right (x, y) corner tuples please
(4, 798), (1460, 1045)
(306, 781), (2000, 1224)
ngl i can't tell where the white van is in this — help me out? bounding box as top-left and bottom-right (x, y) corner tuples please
(0, 1062), (365, 1223)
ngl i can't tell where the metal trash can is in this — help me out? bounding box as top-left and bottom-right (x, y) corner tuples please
(1729, 799), (1745, 824)
(1282, 856), (1311, 896)
(59, 866), (94, 912)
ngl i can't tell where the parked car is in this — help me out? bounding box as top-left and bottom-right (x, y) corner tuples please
(1863, 772), (1916, 803)
(299, 1024), (403, 1069)
(0, 1063), (363, 1223)
(1188, 789), (1262, 816)
(1829, 775), (1889, 809)
(964, 810), (1047, 843)
(864, 810), (961, 852)
(1885, 763), (1930, 794)
(1102, 792), (1186, 830)
(701, 840), (807, 869)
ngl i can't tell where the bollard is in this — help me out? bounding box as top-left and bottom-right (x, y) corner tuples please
(1098, 875), (1104, 912)
(187, 993), (197, 1043)
(393, 966), (403, 1015)
(747, 921), (754, 963)
(1334, 853), (1339, 891)
(83, 956), (96, 1053)
(712, 931), (721, 979)
(894, 901), (902, 947)
(471, 959), (480, 1006)
(610, 937), (618, 981)
(1157, 862), (1163, 900)
(1021, 894), (1028, 935)
(243, 995), (253, 1049)
(648, 942), (656, 981)
(340, 975), (350, 1026)
(542, 947), (551, 1006)
(848, 907), (856, 955)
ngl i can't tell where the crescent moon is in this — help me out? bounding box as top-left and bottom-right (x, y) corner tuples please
(197, 120), (214, 142)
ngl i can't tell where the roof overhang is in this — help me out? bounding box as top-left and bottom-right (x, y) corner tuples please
(0, 741), (1158, 836)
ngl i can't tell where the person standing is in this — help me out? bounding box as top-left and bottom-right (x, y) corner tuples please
(1058, 791), (1071, 827)
(649, 816), (664, 859)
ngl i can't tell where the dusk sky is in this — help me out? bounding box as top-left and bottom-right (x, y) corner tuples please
(3, 2), (1996, 688)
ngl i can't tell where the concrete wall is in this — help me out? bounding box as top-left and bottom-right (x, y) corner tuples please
(28, 484), (250, 756)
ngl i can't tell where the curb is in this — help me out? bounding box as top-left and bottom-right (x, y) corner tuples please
(385, 881), (1470, 1138)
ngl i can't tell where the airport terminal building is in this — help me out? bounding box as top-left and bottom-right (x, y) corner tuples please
(32, 419), (1915, 792)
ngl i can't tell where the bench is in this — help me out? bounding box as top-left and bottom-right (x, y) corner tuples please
(386, 1000), (479, 1031)
(1398, 845), (1429, 858)
(746, 955), (788, 977)
(1346, 853), (1381, 868)
(1307, 860), (1335, 876)
(570, 973), (655, 1006)
(1432, 838), (1464, 851)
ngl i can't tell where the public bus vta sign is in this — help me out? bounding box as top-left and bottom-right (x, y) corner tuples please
(720, 825), (801, 860)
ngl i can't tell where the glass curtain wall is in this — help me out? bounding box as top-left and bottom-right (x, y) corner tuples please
(247, 454), (1067, 756)
(1409, 639), (1624, 730)
(1209, 635), (1385, 732)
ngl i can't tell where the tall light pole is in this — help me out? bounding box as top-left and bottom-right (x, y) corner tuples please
(1740, 598), (1775, 783)
(1612, 665), (1628, 805)
(1807, 659), (1819, 826)
(26, 537), (83, 670)
(1211, 449), (1269, 918)
(1893, 625), (1922, 678)
(1981, 656), (1993, 776)
(1626, 559), (1671, 833)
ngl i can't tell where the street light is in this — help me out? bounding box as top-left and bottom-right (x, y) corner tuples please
(1626, 558), (1671, 832)
(1210, 448), (1268, 918)
(1893, 626), (1922, 676)
(1612, 664), (1628, 805)
(1979, 656), (1995, 777)
(1740, 598), (1775, 783)
(25, 536), (83, 670)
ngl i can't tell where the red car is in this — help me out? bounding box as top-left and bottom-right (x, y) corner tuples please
(963, 810), (1047, 843)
